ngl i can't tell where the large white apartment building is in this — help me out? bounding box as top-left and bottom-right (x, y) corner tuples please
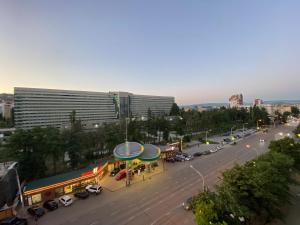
(14, 88), (175, 129)
(14, 88), (118, 129)
(130, 94), (174, 118)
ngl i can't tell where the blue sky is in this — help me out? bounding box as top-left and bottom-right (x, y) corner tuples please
(1, 0), (300, 104)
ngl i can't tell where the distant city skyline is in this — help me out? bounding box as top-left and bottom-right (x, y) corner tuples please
(1, 0), (300, 104)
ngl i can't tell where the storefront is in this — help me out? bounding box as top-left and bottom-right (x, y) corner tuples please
(23, 162), (108, 206)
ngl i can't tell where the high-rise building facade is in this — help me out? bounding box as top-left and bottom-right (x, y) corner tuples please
(129, 94), (174, 118)
(229, 94), (243, 108)
(14, 87), (118, 129)
(14, 88), (175, 129)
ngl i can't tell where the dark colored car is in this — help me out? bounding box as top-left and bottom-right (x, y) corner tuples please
(43, 200), (58, 211)
(174, 156), (185, 162)
(223, 138), (231, 143)
(181, 153), (189, 157)
(166, 157), (175, 163)
(119, 164), (126, 170)
(182, 197), (193, 210)
(0, 216), (27, 225)
(27, 206), (45, 218)
(110, 168), (120, 176)
(133, 164), (145, 173)
(193, 152), (203, 157)
(74, 191), (89, 199)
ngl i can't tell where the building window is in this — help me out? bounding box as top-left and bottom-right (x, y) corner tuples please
(31, 193), (42, 204)
(64, 183), (80, 194)
(55, 187), (64, 197)
(64, 185), (73, 194)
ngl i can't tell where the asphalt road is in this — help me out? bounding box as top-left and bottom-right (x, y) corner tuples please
(33, 124), (295, 225)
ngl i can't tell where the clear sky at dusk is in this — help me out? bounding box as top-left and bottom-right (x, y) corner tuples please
(1, 0), (300, 104)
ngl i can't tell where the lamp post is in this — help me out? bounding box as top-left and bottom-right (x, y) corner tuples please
(190, 165), (205, 191)
(242, 123), (248, 138)
(205, 129), (212, 144)
(256, 119), (262, 130)
(230, 126), (235, 141)
(10, 166), (25, 216)
(125, 118), (130, 186)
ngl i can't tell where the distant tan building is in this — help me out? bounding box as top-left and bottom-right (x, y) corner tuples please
(262, 104), (292, 115)
(0, 103), (13, 120)
(229, 94), (243, 108)
(254, 99), (263, 106)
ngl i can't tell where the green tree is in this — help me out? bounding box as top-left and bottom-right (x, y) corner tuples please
(193, 191), (227, 225)
(269, 137), (300, 170)
(169, 103), (180, 116)
(291, 106), (300, 117)
(64, 110), (84, 169)
(294, 124), (300, 138)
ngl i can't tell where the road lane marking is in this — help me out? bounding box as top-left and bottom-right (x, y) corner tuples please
(150, 204), (181, 225)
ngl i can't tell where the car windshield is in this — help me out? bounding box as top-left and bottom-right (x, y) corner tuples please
(66, 198), (71, 202)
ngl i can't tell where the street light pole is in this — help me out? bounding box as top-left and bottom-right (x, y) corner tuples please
(190, 165), (205, 191)
(205, 129), (212, 144)
(242, 123), (248, 138)
(125, 118), (130, 186)
(256, 119), (262, 130)
(230, 126), (235, 137)
(10, 166), (25, 216)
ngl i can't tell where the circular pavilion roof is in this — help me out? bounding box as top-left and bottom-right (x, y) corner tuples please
(138, 144), (161, 161)
(113, 142), (144, 160)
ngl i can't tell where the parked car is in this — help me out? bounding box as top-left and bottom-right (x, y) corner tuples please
(43, 200), (58, 211)
(223, 138), (231, 143)
(166, 157), (175, 163)
(0, 217), (27, 225)
(182, 197), (193, 210)
(85, 184), (103, 194)
(133, 164), (146, 173)
(209, 148), (217, 153)
(183, 155), (193, 161)
(27, 206), (45, 218)
(181, 153), (189, 157)
(193, 152), (203, 157)
(115, 169), (127, 181)
(216, 146), (223, 150)
(115, 169), (134, 180)
(174, 156), (185, 162)
(202, 150), (211, 155)
(59, 195), (73, 206)
(110, 168), (120, 176)
(74, 191), (89, 199)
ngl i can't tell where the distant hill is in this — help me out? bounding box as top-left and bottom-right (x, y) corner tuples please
(181, 103), (228, 109)
(263, 100), (300, 105)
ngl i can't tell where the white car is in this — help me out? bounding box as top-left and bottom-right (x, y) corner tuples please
(216, 146), (223, 150)
(59, 195), (73, 206)
(259, 139), (265, 143)
(85, 184), (103, 194)
(210, 148), (218, 153)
